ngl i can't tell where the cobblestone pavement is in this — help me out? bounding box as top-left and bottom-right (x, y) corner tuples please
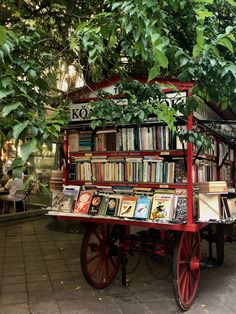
(0, 216), (236, 314)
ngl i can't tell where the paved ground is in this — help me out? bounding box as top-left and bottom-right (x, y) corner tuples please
(0, 216), (236, 314)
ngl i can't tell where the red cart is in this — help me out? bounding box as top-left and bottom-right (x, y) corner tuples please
(48, 79), (236, 311)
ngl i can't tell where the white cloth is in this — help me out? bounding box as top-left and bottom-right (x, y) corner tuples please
(4, 178), (24, 197)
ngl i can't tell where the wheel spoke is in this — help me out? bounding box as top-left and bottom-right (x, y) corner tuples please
(98, 255), (106, 285)
(86, 251), (103, 264)
(179, 265), (188, 284)
(89, 255), (103, 278)
(93, 228), (103, 243)
(184, 271), (189, 303)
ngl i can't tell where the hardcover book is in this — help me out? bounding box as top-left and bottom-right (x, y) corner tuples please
(134, 195), (152, 219)
(119, 196), (138, 218)
(74, 191), (94, 214)
(88, 194), (103, 215)
(149, 193), (177, 220)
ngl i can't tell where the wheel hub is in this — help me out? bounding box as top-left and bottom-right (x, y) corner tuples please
(189, 256), (200, 271)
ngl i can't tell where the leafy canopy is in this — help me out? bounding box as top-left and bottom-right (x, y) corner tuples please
(72, 0), (236, 116)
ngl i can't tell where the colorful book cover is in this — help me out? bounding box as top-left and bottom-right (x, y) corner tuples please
(149, 194), (176, 220)
(98, 196), (110, 216)
(106, 196), (119, 216)
(88, 194), (103, 215)
(74, 191), (94, 214)
(119, 196), (138, 218)
(134, 196), (152, 219)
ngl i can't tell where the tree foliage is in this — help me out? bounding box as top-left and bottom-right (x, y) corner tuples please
(72, 0), (236, 115)
(1, 0), (236, 165)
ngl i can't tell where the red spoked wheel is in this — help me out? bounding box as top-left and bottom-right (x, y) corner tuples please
(173, 231), (201, 311)
(80, 224), (121, 289)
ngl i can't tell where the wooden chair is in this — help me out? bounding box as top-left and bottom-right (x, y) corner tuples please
(3, 190), (26, 214)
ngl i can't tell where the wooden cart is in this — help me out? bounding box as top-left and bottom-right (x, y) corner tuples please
(48, 79), (236, 311)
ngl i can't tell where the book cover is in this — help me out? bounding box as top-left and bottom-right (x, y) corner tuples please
(119, 196), (138, 218)
(106, 196), (119, 216)
(175, 197), (187, 222)
(51, 191), (63, 211)
(198, 193), (221, 220)
(98, 195), (110, 216)
(134, 195), (152, 219)
(149, 193), (176, 220)
(88, 194), (103, 215)
(227, 198), (236, 216)
(59, 193), (75, 212)
(74, 191), (94, 214)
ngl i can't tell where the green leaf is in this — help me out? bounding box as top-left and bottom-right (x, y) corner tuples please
(155, 49), (168, 68)
(0, 26), (7, 45)
(2, 102), (22, 117)
(195, 9), (213, 20)
(0, 50), (4, 63)
(196, 26), (204, 48)
(196, 0), (213, 3)
(148, 65), (160, 81)
(13, 121), (29, 139)
(21, 139), (37, 163)
(1, 43), (12, 59)
(193, 44), (202, 57)
(217, 37), (234, 53)
(109, 33), (117, 47)
(0, 89), (14, 99)
(226, 0), (236, 6)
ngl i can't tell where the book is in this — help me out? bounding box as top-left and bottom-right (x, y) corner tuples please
(106, 196), (120, 216)
(198, 193), (221, 220)
(88, 194), (103, 215)
(194, 181), (228, 193)
(175, 197), (187, 222)
(74, 191), (94, 214)
(149, 193), (177, 220)
(134, 195), (152, 219)
(221, 196), (231, 219)
(68, 130), (79, 152)
(227, 198), (236, 216)
(98, 195), (110, 216)
(119, 196), (138, 218)
(51, 191), (63, 211)
(50, 185), (80, 212)
(59, 193), (75, 212)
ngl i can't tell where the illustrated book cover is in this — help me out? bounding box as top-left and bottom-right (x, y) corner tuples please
(133, 195), (152, 219)
(119, 196), (138, 218)
(174, 197), (187, 222)
(74, 191), (94, 214)
(88, 194), (103, 215)
(149, 193), (177, 220)
(98, 195), (110, 216)
(105, 195), (122, 216)
(59, 185), (81, 212)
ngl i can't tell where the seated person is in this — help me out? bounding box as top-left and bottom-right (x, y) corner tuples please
(0, 169), (24, 199)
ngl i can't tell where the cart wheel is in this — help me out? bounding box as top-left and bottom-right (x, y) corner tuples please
(216, 224), (224, 266)
(173, 231), (201, 311)
(80, 224), (121, 289)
